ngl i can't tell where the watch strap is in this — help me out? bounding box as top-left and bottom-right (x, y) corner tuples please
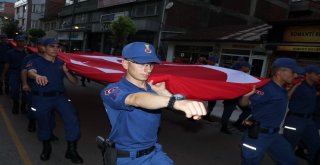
(167, 96), (176, 110)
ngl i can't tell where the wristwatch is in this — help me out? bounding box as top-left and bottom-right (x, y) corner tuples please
(167, 94), (185, 110)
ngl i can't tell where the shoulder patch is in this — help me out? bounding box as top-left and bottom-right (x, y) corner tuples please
(255, 90), (264, 96)
(26, 63), (32, 68)
(105, 87), (118, 95)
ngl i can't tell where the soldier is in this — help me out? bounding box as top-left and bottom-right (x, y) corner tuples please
(283, 65), (320, 164)
(239, 58), (302, 164)
(27, 38), (83, 163)
(220, 61), (252, 134)
(1, 35), (28, 114)
(0, 34), (12, 95)
(100, 42), (206, 165)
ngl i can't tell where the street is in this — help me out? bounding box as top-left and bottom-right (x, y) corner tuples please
(0, 80), (307, 165)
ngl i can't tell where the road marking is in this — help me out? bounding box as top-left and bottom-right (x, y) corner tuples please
(0, 106), (32, 165)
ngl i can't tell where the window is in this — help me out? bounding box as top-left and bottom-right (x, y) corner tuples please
(91, 12), (100, 22)
(75, 14), (87, 24)
(131, 3), (159, 17)
(65, 0), (74, 6)
(0, 3), (4, 12)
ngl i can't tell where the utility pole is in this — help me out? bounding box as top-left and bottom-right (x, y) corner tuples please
(68, 0), (77, 52)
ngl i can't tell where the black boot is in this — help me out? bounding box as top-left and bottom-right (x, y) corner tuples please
(40, 140), (51, 161)
(50, 134), (59, 142)
(232, 120), (245, 132)
(65, 141), (83, 164)
(20, 102), (27, 114)
(28, 119), (36, 132)
(220, 124), (232, 135)
(12, 101), (19, 114)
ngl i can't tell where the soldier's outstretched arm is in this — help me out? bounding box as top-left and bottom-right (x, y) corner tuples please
(125, 92), (206, 120)
(28, 69), (48, 86)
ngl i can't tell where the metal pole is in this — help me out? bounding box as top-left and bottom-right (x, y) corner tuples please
(156, 0), (167, 55)
(68, 0), (77, 52)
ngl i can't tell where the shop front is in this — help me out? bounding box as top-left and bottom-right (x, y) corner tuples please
(267, 20), (320, 67)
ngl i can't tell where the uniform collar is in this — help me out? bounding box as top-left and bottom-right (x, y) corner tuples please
(270, 80), (287, 92)
(120, 76), (152, 92)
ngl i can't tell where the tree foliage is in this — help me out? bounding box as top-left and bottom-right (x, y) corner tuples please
(0, 18), (21, 38)
(110, 16), (137, 54)
(28, 28), (46, 44)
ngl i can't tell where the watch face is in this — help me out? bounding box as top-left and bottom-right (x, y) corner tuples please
(173, 94), (185, 100)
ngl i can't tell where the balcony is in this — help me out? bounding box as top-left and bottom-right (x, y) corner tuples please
(290, 0), (320, 12)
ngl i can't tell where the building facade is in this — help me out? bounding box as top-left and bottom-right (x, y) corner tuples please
(0, 1), (15, 18)
(14, 0), (46, 32)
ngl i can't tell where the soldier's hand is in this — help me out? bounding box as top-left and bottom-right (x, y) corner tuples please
(35, 75), (48, 86)
(63, 63), (69, 72)
(148, 80), (172, 97)
(22, 84), (31, 93)
(174, 100), (207, 120)
(244, 85), (256, 97)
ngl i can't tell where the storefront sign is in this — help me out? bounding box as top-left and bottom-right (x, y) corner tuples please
(277, 45), (320, 52)
(283, 26), (320, 42)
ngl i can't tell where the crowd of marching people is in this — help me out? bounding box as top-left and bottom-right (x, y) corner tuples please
(1, 34), (320, 165)
(0, 34), (83, 164)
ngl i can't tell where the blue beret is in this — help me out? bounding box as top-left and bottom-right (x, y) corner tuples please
(15, 35), (26, 41)
(122, 42), (160, 64)
(41, 38), (59, 45)
(272, 58), (303, 74)
(304, 65), (320, 74)
(233, 61), (251, 70)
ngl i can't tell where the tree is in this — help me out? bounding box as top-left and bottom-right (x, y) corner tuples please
(0, 18), (21, 38)
(110, 16), (137, 55)
(28, 28), (46, 44)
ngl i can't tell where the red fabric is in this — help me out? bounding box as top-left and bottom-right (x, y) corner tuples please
(24, 45), (269, 100)
(57, 53), (269, 100)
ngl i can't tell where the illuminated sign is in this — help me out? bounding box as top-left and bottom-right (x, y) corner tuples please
(98, 0), (136, 8)
(277, 45), (320, 52)
(283, 26), (320, 43)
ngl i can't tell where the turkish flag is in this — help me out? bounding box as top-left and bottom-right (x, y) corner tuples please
(58, 53), (269, 100)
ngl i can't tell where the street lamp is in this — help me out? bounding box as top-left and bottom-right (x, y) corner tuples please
(156, 0), (174, 56)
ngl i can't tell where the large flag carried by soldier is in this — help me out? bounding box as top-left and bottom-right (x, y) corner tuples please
(57, 52), (269, 100)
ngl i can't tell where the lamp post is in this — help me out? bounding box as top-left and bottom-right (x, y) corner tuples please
(156, 0), (173, 56)
(68, 0), (78, 52)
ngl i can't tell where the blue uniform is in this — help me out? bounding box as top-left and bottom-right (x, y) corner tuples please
(0, 43), (11, 94)
(314, 96), (320, 133)
(241, 80), (296, 165)
(27, 57), (80, 141)
(22, 53), (56, 130)
(100, 77), (173, 165)
(4, 49), (28, 102)
(283, 81), (320, 164)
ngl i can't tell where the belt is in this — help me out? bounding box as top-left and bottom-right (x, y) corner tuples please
(32, 91), (64, 97)
(288, 111), (312, 119)
(259, 127), (279, 134)
(116, 146), (155, 158)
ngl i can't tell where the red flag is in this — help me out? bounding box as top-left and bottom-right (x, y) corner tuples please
(58, 53), (269, 100)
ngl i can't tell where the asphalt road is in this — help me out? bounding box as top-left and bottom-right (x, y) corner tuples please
(0, 80), (307, 165)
